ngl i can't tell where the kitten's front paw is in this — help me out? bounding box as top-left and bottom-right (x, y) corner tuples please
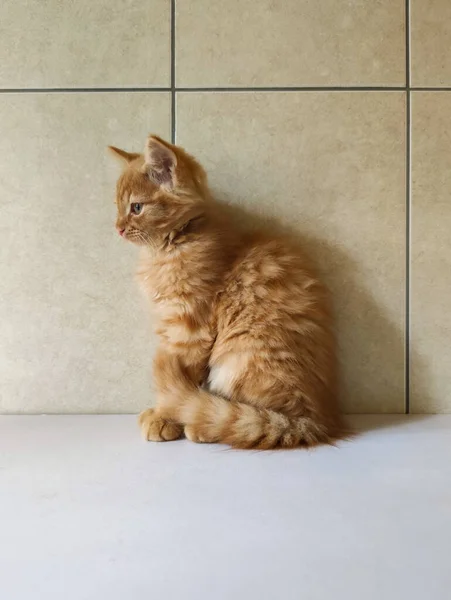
(138, 408), (183, 442)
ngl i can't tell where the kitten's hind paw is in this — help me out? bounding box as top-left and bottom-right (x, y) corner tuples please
(138, 409), (183, 442)
(184, 425), (213, 444)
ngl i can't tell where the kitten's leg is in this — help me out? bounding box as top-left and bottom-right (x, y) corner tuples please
(138, 408), (183, 442)
(139, 347), (211, 442)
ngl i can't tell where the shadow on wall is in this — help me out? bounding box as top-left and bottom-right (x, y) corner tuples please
(212, 193), (432, 420)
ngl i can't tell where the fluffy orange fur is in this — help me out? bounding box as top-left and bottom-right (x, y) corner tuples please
(109, 135), (344, 449)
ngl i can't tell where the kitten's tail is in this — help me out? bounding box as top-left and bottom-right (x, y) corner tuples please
(160, 358), (340, 449)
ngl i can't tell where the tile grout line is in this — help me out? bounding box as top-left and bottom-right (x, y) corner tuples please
(1, 86), (451, 94)
(171, 0), (176, 143)
(0, 88), (173, 93)
(411, 87), (451, 91)
(405, 0), (411, 414)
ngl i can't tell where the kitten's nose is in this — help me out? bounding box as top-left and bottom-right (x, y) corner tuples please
(117, 227), (125, 236)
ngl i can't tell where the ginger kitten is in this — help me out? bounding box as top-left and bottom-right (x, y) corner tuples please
(109, 135), (344, 449)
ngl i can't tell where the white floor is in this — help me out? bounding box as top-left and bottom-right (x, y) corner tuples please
(1, 415), (451, 600)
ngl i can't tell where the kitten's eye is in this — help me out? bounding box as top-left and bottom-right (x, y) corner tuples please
(131, 202), (143, 215)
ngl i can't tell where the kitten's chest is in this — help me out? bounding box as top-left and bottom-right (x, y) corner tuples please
(138, 268), (214, 350)
(136, 251), (203, 321)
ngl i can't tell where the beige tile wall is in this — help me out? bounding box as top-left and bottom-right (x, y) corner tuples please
(411, 93), (451, 413)
(0, 1), (449, 414)
(0, 93), (171, 413)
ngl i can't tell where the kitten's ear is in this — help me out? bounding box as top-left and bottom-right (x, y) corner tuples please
(143, 135), (177, 189)
(108, 146), (140, 165)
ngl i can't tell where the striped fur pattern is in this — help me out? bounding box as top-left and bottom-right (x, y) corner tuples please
(109, 135), (345, 449)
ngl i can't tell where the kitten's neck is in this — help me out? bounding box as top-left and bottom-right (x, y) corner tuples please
(137, 207), (240, 308)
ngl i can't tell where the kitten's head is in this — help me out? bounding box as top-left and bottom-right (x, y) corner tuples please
(109, 135), (209, 247)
